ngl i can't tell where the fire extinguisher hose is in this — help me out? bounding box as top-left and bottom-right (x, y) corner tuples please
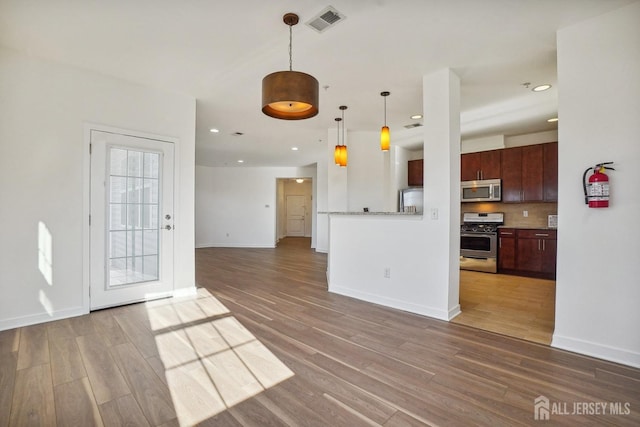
(582, 167), (592, 205)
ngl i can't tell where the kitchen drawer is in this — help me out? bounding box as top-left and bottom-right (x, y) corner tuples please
(517, 229), (557, 239)
(498, 228), (516, 237)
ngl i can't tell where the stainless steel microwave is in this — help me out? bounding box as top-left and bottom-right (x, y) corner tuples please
(461, 179), (501, 202)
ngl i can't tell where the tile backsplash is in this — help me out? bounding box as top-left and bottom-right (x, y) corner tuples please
(461, 202), (558, 228)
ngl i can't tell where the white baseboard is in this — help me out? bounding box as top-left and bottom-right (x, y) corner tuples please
(1, 287), (200, 332)
(0, 306), (87, 332)
(329, 285), (450, 321)
(448, 304), (462, 320)
(195, 243), (276, 249)
(552, 334), (640, 369)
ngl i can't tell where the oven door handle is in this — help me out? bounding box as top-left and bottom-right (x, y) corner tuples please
(461, 233), (496, 239)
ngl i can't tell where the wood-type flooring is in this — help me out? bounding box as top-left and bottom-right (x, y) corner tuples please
(454, 270), (556, 345)
(0, 237), (638, 425)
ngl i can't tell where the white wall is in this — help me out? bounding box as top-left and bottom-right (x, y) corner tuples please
(0, 47), (196, 330)
(505, 130), (558, 148)
(461, 135), (505, 153)
(195, 165), (316, 248)
(328, 69), (461, 321)
(316, 144), (329, 253)
(346, 131), (387, 212)
(553, 2), (640, 367)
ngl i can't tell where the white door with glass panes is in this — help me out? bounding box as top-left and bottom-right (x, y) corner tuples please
(90, 130), (174, 310)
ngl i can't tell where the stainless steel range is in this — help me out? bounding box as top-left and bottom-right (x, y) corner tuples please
(460, 212), (504, 273)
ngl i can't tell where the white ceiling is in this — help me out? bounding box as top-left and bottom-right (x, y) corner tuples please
(1, 0), (636, 167)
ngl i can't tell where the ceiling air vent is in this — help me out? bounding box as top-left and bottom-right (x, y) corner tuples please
(306, 6), (346, 33)
(404, 123), (423, 129)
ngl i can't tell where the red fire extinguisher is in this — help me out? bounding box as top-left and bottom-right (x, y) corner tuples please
(583, 162), (614, 208)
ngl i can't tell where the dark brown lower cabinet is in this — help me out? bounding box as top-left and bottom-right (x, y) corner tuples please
(498, 229), (516, 270)
(498, 228), (557, 279)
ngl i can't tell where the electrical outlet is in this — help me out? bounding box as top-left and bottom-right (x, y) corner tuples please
(430, 208), (438, 220)
(384, 267), (391, 278)
(523, 210), (529, 217)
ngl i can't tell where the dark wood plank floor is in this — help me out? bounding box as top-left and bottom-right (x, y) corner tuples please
(1, 236), (638, 426)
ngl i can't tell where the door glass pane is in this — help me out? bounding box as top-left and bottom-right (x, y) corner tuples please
(108, 147), (161, 287)
(110, 149), (128, 175)
(143, 152), (160, 178)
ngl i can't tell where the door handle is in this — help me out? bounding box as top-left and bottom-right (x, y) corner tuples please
(165, 225), (173, 230)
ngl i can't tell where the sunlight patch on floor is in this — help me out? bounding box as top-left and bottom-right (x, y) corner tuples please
(147, 289), (294, 425)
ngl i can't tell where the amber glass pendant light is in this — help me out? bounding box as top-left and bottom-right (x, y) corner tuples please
(338, 105), (348, 167)
(380, 91), (390, 151)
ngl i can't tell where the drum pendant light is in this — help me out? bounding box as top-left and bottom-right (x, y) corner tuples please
(262, 13), (319, 120)
(380, 91), (391, 151)
(338, 105), (348, 167)
(334, 117), (342, 165)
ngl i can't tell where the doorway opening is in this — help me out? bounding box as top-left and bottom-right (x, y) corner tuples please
(276, 178), (312, 246)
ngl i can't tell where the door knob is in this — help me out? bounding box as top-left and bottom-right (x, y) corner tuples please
(165, 214), (172, 220)
(165, 225), (173, 230)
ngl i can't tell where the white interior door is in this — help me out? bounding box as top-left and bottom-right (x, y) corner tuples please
(286, 195), (306, 236)
(90, 130), (174, 310)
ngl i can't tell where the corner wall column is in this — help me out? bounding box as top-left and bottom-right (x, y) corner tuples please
(422, 68), (461, 319)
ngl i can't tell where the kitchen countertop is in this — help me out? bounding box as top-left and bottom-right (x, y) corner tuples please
(319, 211), (421, 216)
(498, 225), (557, 230)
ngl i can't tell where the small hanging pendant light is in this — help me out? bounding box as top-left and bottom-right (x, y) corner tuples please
(339, 105), (348, 167)
(334, 117), (342, 165)
(339, 145), (348, 167)
(380, 91), (390, 151)
(262, 13), (319, 120)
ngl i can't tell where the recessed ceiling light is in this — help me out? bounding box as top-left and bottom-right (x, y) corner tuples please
(237, 160), (244, 163)
(547, 117), (559, 123)
(410, 114), (423, 120)
(296, 179), (304, 183)
(209, 128), (219, 133)
(291, 147), (299, 151)
(533, 84), (552, 92)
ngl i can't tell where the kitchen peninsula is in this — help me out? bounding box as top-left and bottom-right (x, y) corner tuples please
(320, 211), (421, 216)
(325, 208), (460, 323)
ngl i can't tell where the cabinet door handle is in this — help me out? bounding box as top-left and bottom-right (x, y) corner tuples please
(501, 232), (513, 235)
(538, 239), (541, 251)
(499, 238), (502, 248)
(543, 240), (546, 251)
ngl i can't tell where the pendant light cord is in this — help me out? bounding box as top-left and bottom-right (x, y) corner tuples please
(384, 96), (387, 126)
(289, 24), (293, 71)
(341, 108), (345, 146)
